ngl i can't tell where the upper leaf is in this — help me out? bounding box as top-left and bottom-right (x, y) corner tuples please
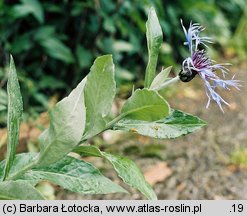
(114, 109), (207, 139)
(150, 66), (172, 90)
(0, 180), (45, 200)
(74, 146), (157, 200)
(3, 56), (23, 180)
(37, 78), (87, 166)
(146, 7), (163, 52)
(120, 89), (170, 121)
(22, 155), (126, 195)
(82, 55), (116, 140)
(144, 7), (163, 88)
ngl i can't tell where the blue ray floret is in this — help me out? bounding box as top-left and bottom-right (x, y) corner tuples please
(179, 20), (241, 112)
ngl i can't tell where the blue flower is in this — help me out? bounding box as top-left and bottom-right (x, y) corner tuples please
(179, 20), (241, 112)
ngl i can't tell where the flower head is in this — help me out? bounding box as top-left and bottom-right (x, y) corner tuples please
(179, 20), (241, 112)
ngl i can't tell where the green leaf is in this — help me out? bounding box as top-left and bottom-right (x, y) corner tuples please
(11, 32), (33, 54)
(114, 109), (207, 139)
(39, 76), (66, 90)
(120, 89), (170, 121)
(22, 156), (127, 195)
(74, 146), (102, 158)
(0, 153), (125, 195)
(0, 153), (38, 184)
(12, 0), (44, 24)
(0, 180), (45, 200)
(150, 66), (172, 90)
(34, 26), (74, 63)
(82, 55), (116, 140)
(74, 146), (157, 200)
(102, 153), (157, 200)
(37, 78), (87, 166)
(39, 37), (74, 63)
(144, 7), (163, 88)
(76, 45), (93, 69)
(34, 26), (56, 40)
(3, 56), (23, 180)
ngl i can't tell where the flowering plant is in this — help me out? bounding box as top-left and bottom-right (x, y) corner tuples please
(0, 7), (238, 200)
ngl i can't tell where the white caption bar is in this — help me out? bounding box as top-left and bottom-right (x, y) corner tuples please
(0, 200), (246, 216)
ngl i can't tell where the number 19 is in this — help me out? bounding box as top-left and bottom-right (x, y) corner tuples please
(232, 204), (243, 212)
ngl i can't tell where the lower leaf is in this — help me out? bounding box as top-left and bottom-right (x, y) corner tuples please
(74, 146), (157, 200)
(0, 180), (45, 200)
(22, 156), (127, 195)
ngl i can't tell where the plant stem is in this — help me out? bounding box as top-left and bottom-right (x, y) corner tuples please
(79, 114), (127, 144)
(105, 114), (126, 130)
(144, 55), (159, 88)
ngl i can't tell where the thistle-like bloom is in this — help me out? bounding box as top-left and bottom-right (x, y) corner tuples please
(179, 20), (241, 112)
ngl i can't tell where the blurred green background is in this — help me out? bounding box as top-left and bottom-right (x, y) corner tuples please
(0, 0), (246, 118)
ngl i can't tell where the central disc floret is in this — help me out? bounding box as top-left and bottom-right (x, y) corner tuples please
(179, 50), (211, 82)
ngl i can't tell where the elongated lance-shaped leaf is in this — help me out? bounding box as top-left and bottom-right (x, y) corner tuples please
(37, 77), (87, 166)
(0, 180), (45, 200)
(120, 89), (170, 121)
(82, 55), (116, 140)
(144, 7), (163, 88)
(3, 56), (23, 180)
(74, 146), (157, 200)
(18, 154), (126, 195)
(113, 109), (207, 139)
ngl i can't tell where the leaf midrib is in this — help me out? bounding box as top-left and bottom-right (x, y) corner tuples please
(117, 121), (205, 127)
